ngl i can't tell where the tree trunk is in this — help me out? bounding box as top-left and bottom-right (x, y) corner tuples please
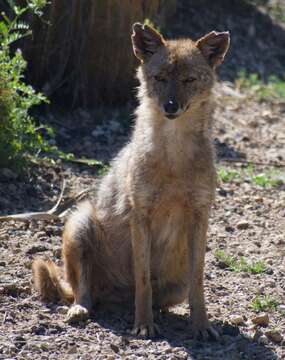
(24, 0), (176, 108)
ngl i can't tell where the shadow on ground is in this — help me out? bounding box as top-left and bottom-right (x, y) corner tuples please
(68, 305), (278, 360)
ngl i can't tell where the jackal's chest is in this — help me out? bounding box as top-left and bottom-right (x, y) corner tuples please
(150, 196), (189, 289)
(147, 175), (214, 216)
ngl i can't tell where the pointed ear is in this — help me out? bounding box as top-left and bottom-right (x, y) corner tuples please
(196, 31), (230, 68)
(131, 22), (165, 62)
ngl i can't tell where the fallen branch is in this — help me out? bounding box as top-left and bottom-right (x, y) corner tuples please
(0, 181), (96, 223)
(219, 158), (285, 168)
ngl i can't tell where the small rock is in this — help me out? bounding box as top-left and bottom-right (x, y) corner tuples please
(218, 188), (228, 197)
(253, 329), (262, 340)
(3, 283), (30, 297)
(265, 330), (283, 343)
(36, 231), (47, 239)
(217, 260), (228, 269)
(225, 225), (235, 233)
(40, 343), (49, 351)
(57, 306), (69, 314)
(236, 221), (249, 230)
(265, 280), (276, 288)
(258, 335), (269, 345)
(32, 324), (47, 335)
(251, 313), (269, 326)
(14, 336), (26, 349)
(265, 267), (274, 275)
(275, 237), (285, 245)
(26, 244), (48, 255)
(223, 323), (240, 336)
(67, 345), (77, 354)
(110, 343), (120, 353)
(53, 247), (61, 259)
(229, 315), (244, 325)
(278, 305), (285, 312)
(119, 336), (130, 347)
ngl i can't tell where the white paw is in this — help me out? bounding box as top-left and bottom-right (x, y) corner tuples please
(66, 304), (89, 324)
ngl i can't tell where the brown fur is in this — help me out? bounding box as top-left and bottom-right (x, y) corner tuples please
(33, 23), (230, 339)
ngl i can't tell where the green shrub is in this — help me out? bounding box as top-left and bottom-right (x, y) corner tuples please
(0, 0), (51, 169)
(236, 69), (285, 101)
(251, 295), (279, 312)
(214, 249), (266, 274)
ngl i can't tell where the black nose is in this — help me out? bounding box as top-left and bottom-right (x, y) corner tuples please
(164, 100), (179, 114)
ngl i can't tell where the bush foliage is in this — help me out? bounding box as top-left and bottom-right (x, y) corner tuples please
(0, 0), (51, 169)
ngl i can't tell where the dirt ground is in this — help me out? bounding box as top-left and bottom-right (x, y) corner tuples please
(0, 79), (284, 360)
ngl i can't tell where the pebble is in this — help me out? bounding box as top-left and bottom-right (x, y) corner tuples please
(14, 335), (26, 348)
(67, 345), (77, 354)
(32, 324), (46, 335)
(253, 329), (263, 341)
(278, 305), (285, 312)
(223, 323), (240, 336)
(110, 343), (120, 353)
(236, 221), (249, 230)
(258, 335), (269, 345)
(53, 247), (62, 258)
(251, 313), (269, 326)
(265, 329), (283, 343)
(229, 315), (244, 325)
(218, 188), (228, 197)
(265, 279), (276, 288)
(56, 306), (69, 314)
(225, 225), (235, 233)
(265, 267), (274, 275)
(36, 231), (47, 239)
(26, 244), (49, 255)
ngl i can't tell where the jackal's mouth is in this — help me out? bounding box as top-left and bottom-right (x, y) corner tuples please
(165, 114), (179, 120)
(164, 104), (190, 120)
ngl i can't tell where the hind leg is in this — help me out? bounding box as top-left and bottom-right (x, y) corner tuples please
(62, 202), (101, 323)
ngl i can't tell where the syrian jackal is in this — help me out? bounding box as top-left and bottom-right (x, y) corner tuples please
(33, 23), (230, 340)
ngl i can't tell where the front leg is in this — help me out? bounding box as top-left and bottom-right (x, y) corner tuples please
(188, 207), (219, 340)
(130, 214), (158, 337)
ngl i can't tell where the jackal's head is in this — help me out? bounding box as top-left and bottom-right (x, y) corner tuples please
(132, 23), (230, 120)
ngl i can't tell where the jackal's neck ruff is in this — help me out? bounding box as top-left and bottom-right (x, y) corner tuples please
(133, 68), (215, 168)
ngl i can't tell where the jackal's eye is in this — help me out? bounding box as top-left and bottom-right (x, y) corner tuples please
(182, 77), (197, 84)
(154, 75), (167, 82)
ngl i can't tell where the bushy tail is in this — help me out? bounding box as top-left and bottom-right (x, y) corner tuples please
(32, 258), (74, 304)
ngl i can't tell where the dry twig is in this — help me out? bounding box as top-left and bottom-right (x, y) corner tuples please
(0, 181), (95, 223)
